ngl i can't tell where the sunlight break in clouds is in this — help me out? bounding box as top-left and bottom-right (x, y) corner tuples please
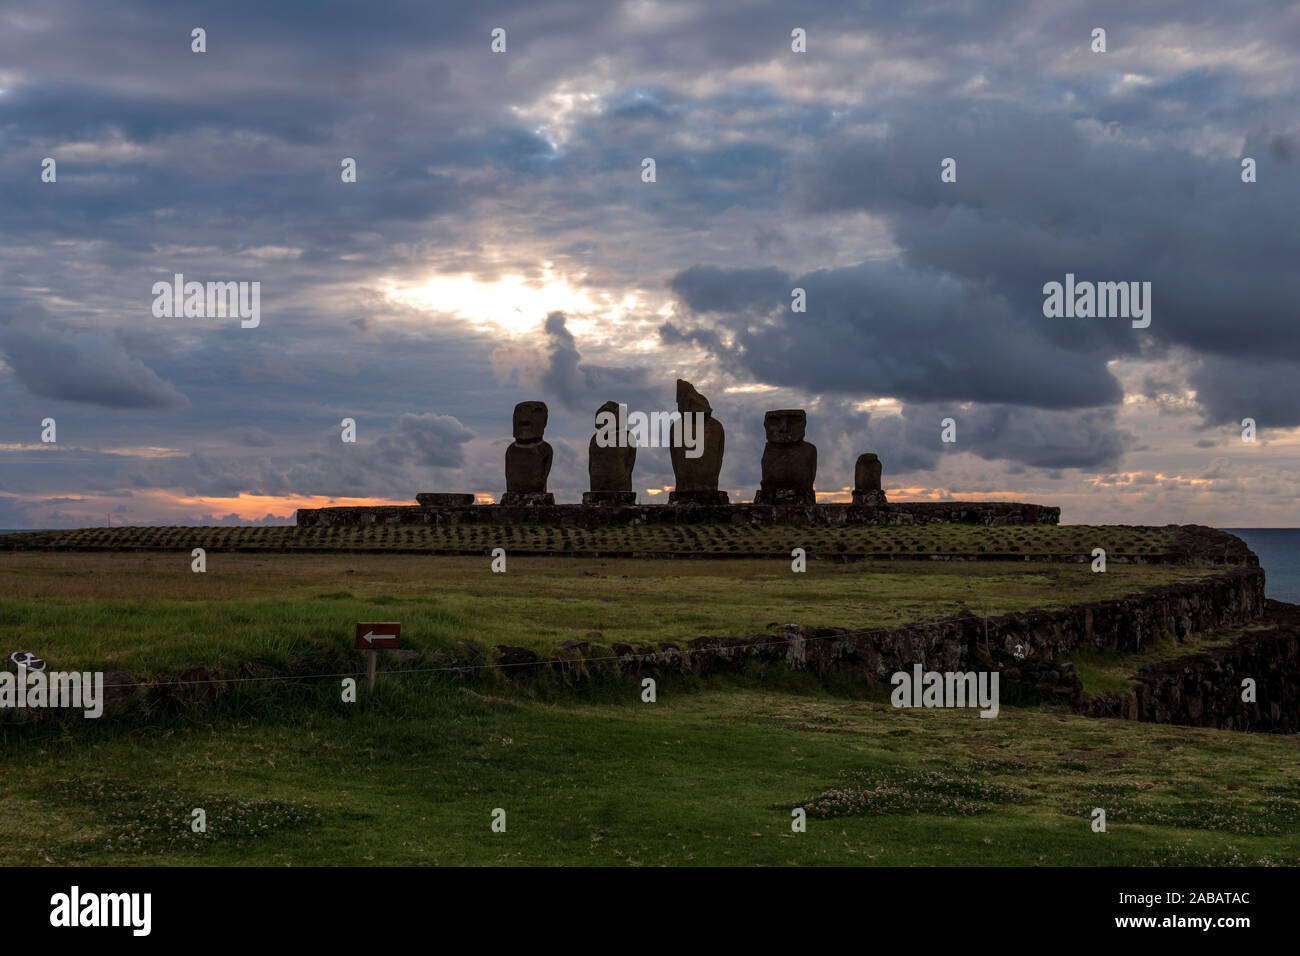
(382, 268), (646, 339)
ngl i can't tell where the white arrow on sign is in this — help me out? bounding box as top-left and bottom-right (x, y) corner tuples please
(355, 622), (400, 651)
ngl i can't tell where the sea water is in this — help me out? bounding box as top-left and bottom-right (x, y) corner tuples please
(1223, 529), (1300, 605)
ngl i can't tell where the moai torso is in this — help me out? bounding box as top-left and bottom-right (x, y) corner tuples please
(505, 441), (553, 493)
(504, 401), (552, 494)
(757, 409), (816, 503)
(670, 415), (724, 491)
(760, 441), (817, 495)
(852, 452), (886, 505)
(589, 436), (635, 492)
(585, 401), (637, 504)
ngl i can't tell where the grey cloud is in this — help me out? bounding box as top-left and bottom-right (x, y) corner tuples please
(794, 103), (1300, 373)
(496, 311), (665, 415)
(375, 413), (476, 470)
(665, 259), (1123, 410)
(228, 426), (279, 447)
(0, 313), (190, 411)
(909, 404), (1133, 471)
(804, 401), (1131, 476)
(1188, 357), (1300, 429)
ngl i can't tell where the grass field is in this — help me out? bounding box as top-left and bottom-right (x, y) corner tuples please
(1, 539), (1287, 867)
(3, 682), (1298, 866)
(1, 522), (1181, 558)
(0, 552), (1218, 677)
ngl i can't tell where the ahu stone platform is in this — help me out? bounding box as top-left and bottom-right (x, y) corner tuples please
(295, 501), (1061, 529)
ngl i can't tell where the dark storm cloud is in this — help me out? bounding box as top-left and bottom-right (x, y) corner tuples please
(1188, 357), (1300, 430)
(787, 101), (1300, 424)
(0, 310), (189, 410)
(665, 259), (1123, 409)
(668, 266), (788, 315)
(805, 402), (1132, 475)
(904, 404), (1133, 471)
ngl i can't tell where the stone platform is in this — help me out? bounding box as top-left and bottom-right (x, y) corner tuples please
(295, 501), (1061, 529)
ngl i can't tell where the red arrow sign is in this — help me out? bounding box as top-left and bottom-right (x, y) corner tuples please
(355, 622), (401, 649)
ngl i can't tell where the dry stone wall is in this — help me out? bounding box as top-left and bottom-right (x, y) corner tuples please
(296, 500), (1062, 528)
(1086, 600), (1300, 732)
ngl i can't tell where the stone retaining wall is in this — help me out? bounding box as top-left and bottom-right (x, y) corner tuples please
(1085, 600), (1300, 732)
(472, 562), (1267, 711)
(14, 527), (1280, 732)
(296, 500), (1061, 528)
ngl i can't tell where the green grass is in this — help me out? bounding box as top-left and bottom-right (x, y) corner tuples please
(1, 522), (1180, 558)
(0, 552), (1218, 677)
(1069, 620), (1271, 700)
(0, 542), (1278, 867)
(3, 681), (1298, 866)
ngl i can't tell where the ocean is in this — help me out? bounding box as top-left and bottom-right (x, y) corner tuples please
(2, 526), (1299, 604)
(1223, 529), (1300, 605)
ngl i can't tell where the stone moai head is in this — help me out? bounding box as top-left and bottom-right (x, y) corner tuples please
(594, 400), (620, 430)
(855, 452), (882, 491)
(676, 379), (712, 417)
(764, 409), (807, 444)
(513, 401), (548, 442)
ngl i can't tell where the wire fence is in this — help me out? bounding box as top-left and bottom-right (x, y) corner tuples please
(72, 609), (995, 690)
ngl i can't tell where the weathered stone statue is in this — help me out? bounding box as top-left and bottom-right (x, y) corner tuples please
(669, 379), (727, 505)
(502, 400), (554, 506)
(754, 409), (816, 505)
(853, 452), (887, 506)
(584, 400), (637, 505)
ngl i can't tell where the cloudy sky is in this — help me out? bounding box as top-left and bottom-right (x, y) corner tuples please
(1, 0), (1298, 528)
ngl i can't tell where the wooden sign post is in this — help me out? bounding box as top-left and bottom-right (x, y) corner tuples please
(355, 622), (401, 693)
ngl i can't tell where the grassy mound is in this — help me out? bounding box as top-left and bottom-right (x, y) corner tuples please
(0, 552), (1220, 678)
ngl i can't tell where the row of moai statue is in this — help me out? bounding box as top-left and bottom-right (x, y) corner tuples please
(499, 379), (887, 507)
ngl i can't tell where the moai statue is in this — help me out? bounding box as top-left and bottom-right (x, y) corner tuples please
(501, 400), (554, 506)
(754, 409), (817, 506)
(668, 379), (727, 505)
(584, 400), (637, 505)
(853, 452), (887, 506)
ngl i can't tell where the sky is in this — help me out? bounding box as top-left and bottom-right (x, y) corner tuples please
(1, 0), (1298, 528)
